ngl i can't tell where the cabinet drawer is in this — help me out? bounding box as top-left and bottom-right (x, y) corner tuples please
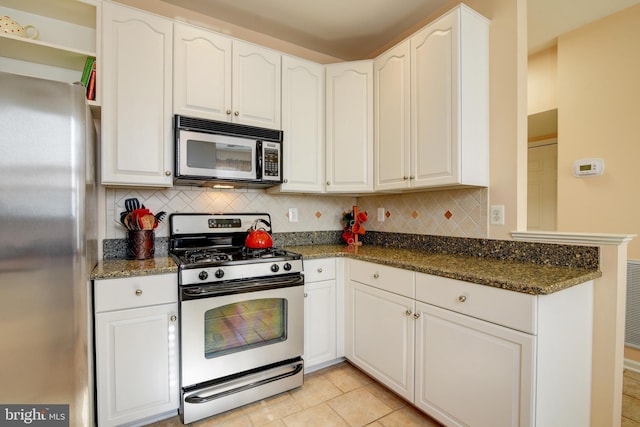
(350, 259), (414, 298)
(95, 274), (177, 313)
(415, 273), (537, 334)
(304, 258), (336, 282)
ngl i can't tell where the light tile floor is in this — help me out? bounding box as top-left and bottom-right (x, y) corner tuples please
(151, 363), (640, 426)
(149, 362), (441, 427)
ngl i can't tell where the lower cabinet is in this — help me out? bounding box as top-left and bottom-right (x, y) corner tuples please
(94, 274), (179, 427)
(345, 259), (594, 427)
(303, 258), (338, 370)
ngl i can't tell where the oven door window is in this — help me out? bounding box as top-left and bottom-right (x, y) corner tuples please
(204, 298), (287, 358)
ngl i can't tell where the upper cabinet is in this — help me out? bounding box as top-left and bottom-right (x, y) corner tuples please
(0, 0), (98, 94)
(270, 55), (325, 193)
(325, 60), (374, 193)
(174, 22), (281, 130)
(101, 2), (174, 187)
(375, 4), (489, 191)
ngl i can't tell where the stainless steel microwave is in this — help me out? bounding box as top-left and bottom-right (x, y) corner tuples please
(174, 115), (283, 188)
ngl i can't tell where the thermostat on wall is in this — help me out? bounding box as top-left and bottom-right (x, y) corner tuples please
(573, 158), (604, 177)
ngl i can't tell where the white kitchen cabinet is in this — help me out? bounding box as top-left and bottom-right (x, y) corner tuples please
(94, 274), (179, 427)
(101, 2), (174, 187)
(409, 4), (489, 188)
(415, 302), (534, 426)
(173, 23), (281, 129)
(325, 60), (374, 193)
(269, 55), (325, 193)
(374, 40), (411, 191)
(346, 261), (415, 401)
(303, 258), (337, 370)
(0, 0), (98, 88)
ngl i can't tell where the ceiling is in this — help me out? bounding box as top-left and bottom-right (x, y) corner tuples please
(161, 0), (640, 59)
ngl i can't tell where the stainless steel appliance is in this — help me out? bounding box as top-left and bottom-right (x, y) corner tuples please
(174, 115), (283, 188)
(0, 72), (97, 425)
(170, 213), (304, 424)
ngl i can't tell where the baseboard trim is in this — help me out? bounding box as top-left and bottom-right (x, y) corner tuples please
(624, 358), (640, 373)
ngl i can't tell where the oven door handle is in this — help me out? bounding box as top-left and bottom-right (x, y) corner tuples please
(182, 274), (303, 299)
(184, 359), (304, 404)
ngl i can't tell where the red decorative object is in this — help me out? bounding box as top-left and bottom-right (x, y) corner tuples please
(342, 205), (367, 253)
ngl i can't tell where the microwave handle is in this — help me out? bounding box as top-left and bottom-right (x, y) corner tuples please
(256, 140), (263, 179)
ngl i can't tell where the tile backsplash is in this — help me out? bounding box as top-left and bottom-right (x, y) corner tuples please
(105, 186), (487, 240)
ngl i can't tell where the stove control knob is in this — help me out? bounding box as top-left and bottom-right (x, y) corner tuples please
(215, 269), (225, 279)
(271, 264), (280, 273)
(283, 262), (292, 271)
(198, 271), (208, 281)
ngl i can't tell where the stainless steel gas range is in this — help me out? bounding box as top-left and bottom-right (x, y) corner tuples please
(169, 213), (304, 424)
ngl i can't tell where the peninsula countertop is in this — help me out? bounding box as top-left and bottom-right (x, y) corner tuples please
(91, 244), (601, 295)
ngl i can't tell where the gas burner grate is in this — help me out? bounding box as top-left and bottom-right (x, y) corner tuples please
(241, 247), (288, 259)
(185, 250), (232, 264)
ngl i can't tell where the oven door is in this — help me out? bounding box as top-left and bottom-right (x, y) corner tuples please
(177, 129), (258, 180)
(180, 274), (303, 387)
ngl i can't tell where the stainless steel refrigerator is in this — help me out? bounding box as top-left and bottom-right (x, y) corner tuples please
(0, 71), (98, 425)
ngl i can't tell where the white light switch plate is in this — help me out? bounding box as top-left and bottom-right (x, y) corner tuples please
(377, 207), (385, 222)
(288, 208), (298, 222)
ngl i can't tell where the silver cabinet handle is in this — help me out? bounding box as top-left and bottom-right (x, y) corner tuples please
(234, 111), (239, 116)
(413, 312), (421, 319)
(283, 179), (288, 183)
(326, 181), (331, 185)
(373, 273), (379, 279)
(226, 110), (232, 115)
(405, 309), (412, 316)
(304, 292), (308, 298)
(458, 295), (467, 303)
(170, 315), (177, 322)
(165, 170), (171, 176)
(403, 176), (409, 180)
(135, 289), (142, 296)
(317, 268), (323, 273)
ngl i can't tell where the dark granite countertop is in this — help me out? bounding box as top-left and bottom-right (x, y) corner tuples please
(91, 244), (601, 295)
(283, 244), (602, 295)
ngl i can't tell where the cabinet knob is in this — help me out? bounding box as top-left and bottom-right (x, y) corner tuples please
(326, 181), (331, 185)
(234, 111), (239, 116)
(170, 315), (177, 322)
(135, 289), (143, 296)
(403, 176), (409, 180)
(283, 178), (288, 183)
(304, 292), (308, 298)
(405, 309), (412, 316)
(226, 110), (232, 115)
(373, 272), (379, 279)
(413, 312), (421, 319)
(165, 171), (171, 176)
(317, 267), (323, 273)
(458, 295), (467, 303)
(410, 176), (415, 180)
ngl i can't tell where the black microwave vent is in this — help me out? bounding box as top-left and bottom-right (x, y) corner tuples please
(175, 115), (283, 142)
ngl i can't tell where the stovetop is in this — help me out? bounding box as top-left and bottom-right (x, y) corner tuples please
(169, 213), (303, 285)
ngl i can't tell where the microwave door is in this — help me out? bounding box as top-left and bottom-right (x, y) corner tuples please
(180, 131), (257, 180)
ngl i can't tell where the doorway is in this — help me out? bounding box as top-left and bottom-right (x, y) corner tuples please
(527, 109), (557, 231)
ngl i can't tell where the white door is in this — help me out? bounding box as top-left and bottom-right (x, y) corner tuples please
(414, 302), (534, 427)
(95, 303), (179, 427)
(101, 3), (173, 186)
(232, 40), (281, 129)
(325, 61), (374, 193)
(279, 55), (325, 192)
(527, 141), (558, 231)
(374, 40), (411, 191)
(173, 23), (232, 121)
(304, 279), (337, 368)
(346, 281), (414, 401)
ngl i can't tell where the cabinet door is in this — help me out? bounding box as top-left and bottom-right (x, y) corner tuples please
(277, 55), (325, 193)
(415, 302), (534, 427)
(325, 61), (373, 193)
(346, 281), (414, 401)
(173, 23), (232, 122)
(101, 3), (174, 186)
(232, 40), (281, 129)
(304, 279), (337, 369)
(374, 40), (411, 191)
(95, 303), (179, 427)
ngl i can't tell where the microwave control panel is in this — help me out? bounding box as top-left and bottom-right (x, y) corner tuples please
(262, 143), (280, 179)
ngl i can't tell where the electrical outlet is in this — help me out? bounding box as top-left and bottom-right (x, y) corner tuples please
(377, 207), (385, 222)
(490, 205), (505, 226)
(288, 208), (298, 223)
